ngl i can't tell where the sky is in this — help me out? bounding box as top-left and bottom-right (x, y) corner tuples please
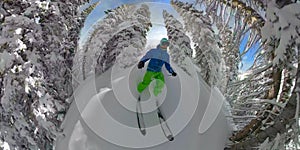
(79, 0), (256, 72)
(239, 32), (260, 72)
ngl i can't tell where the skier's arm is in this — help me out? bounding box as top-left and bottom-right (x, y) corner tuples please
(164, 62), (175, 74)
(164, 54), (176, 76)
(140, 50), (153, 63)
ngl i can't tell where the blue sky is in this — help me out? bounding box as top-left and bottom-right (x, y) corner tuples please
(80, 0), (256, 72)
(239, 32), (259, 72)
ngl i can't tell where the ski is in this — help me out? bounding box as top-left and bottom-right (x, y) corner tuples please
(136, 95), (146, 135)
(156, 99), (174, 141)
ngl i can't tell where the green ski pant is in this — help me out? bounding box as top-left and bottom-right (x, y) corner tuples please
(137, 71), (165, 96)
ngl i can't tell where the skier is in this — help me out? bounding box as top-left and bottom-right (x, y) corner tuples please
(137, 38), (177, 97)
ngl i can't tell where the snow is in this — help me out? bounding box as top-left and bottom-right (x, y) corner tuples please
(15, 39), (27, 51)
(262, 2), (300, 66)
(259, 137), (270, 150)
(238, 69), (252, 80)
(35, 0), (50, 10)
(15, 28), (22, 35)
(0, 141), (10, 150)
(198, 87), (225, 134)
(68, 121), (88, 150)
(258, 133), (283, 150)
(0, 51), (14, 73)
(295, 90), (300, 146)
(55, 57), (231, 149)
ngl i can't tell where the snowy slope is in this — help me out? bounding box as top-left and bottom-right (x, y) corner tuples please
(55, 60), (231, 150)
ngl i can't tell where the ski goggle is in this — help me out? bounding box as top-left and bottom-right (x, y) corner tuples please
(160, 41), (170, 46)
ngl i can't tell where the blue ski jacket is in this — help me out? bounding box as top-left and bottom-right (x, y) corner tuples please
(140, 45), (175, 74)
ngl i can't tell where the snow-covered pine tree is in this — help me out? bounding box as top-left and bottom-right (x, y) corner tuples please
(0, 0), (89, 149)
(76, 5), (151, 79)
(218, 29), (240, 95)
(81, 1), (100, 17)
(76, 4), (151, 78)
(75, 4), (137, 80)
(171, 0), (223, 88)
(173, 0), (300, 149)
(193, 0), (266, 82)
(229, 1), (300, 149)
(114, 4), (152, 68)
(191, 0), (286, 146)
(193, 0), (266, 94)
(162, 10), (193, 76)
(189, 0), (269, 143)
(172, 0), (243, 133)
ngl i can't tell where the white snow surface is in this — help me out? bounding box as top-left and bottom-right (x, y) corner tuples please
(55, 60), (231, 150)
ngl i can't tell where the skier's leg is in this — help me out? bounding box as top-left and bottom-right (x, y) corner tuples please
(153, 72), (165, 96)
(137, 71), (154, 93)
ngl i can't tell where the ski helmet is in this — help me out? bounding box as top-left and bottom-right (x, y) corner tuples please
(160, 38), (169, 47)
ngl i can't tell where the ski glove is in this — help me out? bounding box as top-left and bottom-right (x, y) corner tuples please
(172, 72), (177, 76)
(137, 61), (144, 69)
